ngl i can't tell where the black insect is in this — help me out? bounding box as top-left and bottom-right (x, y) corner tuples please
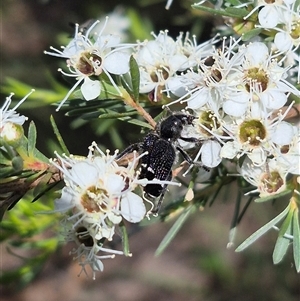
(117, 111), (206, 214)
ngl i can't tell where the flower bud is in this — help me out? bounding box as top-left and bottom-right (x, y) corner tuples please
(1, 121), (24, 147)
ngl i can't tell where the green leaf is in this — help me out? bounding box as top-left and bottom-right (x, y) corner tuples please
(2, 78), (66, 108)
(192, 4), (227, 16)
(225, 7), (250, 18)
(236, 203), (290, 252)
(273, 215), (292, 264)
(11, 156), (24, 171)
(119, 117), (153, 129)
(65, 98), (121, 117)
(119, 221), (131, 257)
(129, 55), (140, 102)
(50, 115), (70, 155)
(278, 208), (294, 236)
(98, 111), (137, 120)
(292, 209), (300, 272)
(27, 121), (37, 157)
(155, 204), (196, 256)
(241, 28), (263, 41)
(192, 4), (251, 19)
(254, 189), (292, 203)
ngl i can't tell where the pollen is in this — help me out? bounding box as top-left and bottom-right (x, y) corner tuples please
(81, 185), (109, 213)
(290, 20), (300, 40)
(239, 120), (267, 147)
(150, 65), (170, 82)
(260, 171), (284, 194)
(198, 110), (221, 136)
(76, 51), (102, 76)
(245, 67), (269, 92)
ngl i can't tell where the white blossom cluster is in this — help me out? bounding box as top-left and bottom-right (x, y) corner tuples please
(45, 14), (299, 200)
(165, 37), (299, 197)
(50, 142), (179, 278)
(243, 0), (300, 81)
(42, 9), (300, 276)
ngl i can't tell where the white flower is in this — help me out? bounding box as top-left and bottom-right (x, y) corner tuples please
(166, 37), (245, 113)
(232, 42), (299, 118)
(51, 143), (148, 235)
(175, 32), (219, 70)
(51, 141), (182, 226)
(274, 125), (300, 175)
(45, 18), (132, 110)
(273, 4), (300, 81)
(0, 90), (33, 131)
(61, 216), (123, 279)
(220, 107), (295, 166)
(135, 30), (189, 102)
(257, 2), (282, 28)
(243, 0), (291, 28)
(239, 157), (288, 197)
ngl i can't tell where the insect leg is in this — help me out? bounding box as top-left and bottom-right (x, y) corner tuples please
(180, 136), (199, 144)
(176, 146), (210, 171)
(116, 142), (141, 160)
(150, 171), (172, 214)
(151, 184), (168, 214)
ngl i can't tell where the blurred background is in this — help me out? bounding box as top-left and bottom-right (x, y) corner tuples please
(1, 1), (299, 300)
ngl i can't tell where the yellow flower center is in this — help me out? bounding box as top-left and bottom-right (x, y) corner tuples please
(239, 120), (266, 147)
(76, 51), (102, 76)
(81, 185), (109, 213)
(198, 110), (221, 136)
(290, 20), (300, 40)
(260, 171), (284, 194)
(245, 67), (269, 92)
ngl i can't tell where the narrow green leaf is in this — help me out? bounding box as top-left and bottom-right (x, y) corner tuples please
(155, 205), (196, 256)
(254, 189), (292, 203)
(278, 208), (294, 237)
(32, 172), (53, 197)
(98, 111), (137, 119)
(241, 28), (263, 41)
(192, 5), (228, 16)
(225, 7), (250, 18)
(192, 4), (251, 19)
(119, 221), (131, 257)
(120, 118), (153, 129)
(129, 55), (140, 102)
(292, 209), (300, 272)
(27, 121), (37, 156)
(50, 115), (69, 155)
(236, 204), (290, 252)
(273, 220), (292, 264)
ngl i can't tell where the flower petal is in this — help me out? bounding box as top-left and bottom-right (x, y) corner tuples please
(81, 78), (101, 100)
(271, 122), (294, 145)
(104, 52), (130, 74)
(201, 140), (222, 168)
(121, 192), (146, 223)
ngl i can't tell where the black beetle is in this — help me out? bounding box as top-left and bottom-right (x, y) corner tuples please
(117, 111), (206, 213)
